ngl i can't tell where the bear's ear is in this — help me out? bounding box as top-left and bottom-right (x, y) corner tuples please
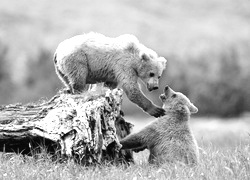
(158, 57), (167, 68)
(125, 42), (139, 54)
(140, 53), (150, 62)
(164, 85), (175, 97)
(189, 103), (198, 114)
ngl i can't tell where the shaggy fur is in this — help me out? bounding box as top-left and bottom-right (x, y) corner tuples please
(120, 85), (199, 166)
(53, 32), (167, 117)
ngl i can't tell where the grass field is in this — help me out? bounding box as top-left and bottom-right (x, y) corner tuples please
(0, 116), (249, 180)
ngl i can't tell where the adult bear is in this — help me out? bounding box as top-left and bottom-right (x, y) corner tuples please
(53, 32), (167, 117)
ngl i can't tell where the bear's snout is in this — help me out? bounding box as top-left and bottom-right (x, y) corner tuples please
(147, 84), (159, 91)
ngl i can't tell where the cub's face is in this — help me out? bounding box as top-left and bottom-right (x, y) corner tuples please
(159, 86), (198, 114)
(138, 53), (167, 92)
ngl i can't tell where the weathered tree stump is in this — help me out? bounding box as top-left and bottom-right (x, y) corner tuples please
(0, 88), (134, 165)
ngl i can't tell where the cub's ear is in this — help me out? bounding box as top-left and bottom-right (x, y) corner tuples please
(189, 103), (198, 114)
(164, 85), (175, 97)
(158, 57), (167, 68)
(164, 85), (169, 93)
(159, 94), (166, 102)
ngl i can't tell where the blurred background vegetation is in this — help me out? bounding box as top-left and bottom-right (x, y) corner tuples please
(0, 0), (250, 118)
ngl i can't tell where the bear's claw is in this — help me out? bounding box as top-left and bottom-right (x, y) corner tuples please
(149, 106), (166, 118)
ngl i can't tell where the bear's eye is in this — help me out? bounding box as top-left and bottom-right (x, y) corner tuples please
(149, 72), (155, 77)
(158, 76), (161, 79)
(171, 94), (177, 98)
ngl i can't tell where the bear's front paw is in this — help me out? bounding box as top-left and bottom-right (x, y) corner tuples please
(133, 146), (147, 153)
(147, 106), (165, 118)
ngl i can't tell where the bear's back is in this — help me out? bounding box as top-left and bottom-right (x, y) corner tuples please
(56, 33), (113, 54)
(56, 32), (139, 61)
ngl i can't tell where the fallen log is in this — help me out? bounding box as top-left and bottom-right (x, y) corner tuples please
(0, 88), (134, 165)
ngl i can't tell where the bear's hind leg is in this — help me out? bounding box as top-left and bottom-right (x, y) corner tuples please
(69, 68), (88, 94)
(64, 53), (89, 94)
(55, 66), (73, 93)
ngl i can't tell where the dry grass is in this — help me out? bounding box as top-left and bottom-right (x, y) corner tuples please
(0, 116), (249, 180)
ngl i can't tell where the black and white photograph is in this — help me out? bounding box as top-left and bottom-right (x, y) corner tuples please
(0, 0), (249, 179)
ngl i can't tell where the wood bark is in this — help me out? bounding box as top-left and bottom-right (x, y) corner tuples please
(0, 88), (134, 165)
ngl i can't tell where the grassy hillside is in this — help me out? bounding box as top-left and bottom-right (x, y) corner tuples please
(0, 0), (250, 116)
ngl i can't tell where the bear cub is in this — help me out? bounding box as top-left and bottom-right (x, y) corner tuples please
(120, 85), (199, 166)
(53, 32), (167, 118)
